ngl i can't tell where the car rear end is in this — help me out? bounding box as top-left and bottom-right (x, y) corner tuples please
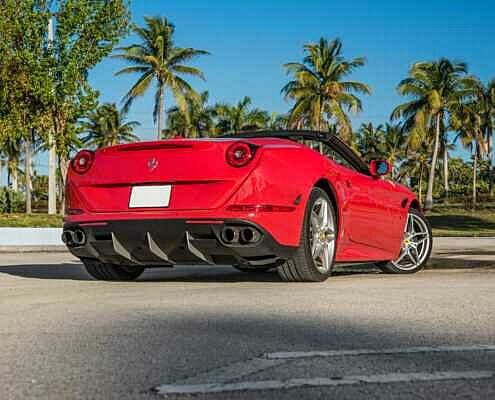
(63, 138), (308, 268)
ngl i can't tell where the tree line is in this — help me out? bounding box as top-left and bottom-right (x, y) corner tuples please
(0, 1), (494, 214)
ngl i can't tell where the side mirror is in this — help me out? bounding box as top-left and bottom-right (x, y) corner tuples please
(369, 159), (391, 177)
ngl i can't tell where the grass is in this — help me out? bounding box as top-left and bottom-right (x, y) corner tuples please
(427, 206), (495, 237)
(0, 213), (63, 227)
(0, 207), (494, 237)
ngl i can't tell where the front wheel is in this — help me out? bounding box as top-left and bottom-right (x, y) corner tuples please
(82, 258), (145, 281)
(378, 208), (432, 274)
(277, 187), (337, 282)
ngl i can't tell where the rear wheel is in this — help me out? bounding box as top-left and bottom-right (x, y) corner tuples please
(277, 187), (336, 282)
(378, 208), (432, 274)
(82, 258), (145, 281)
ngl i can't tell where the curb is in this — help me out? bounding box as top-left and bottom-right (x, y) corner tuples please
(0, 246), (68, 254)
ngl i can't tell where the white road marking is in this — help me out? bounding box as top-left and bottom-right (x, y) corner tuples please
(176, 357), (286, 385)
(155, 344), (495, 395)
(154, 370), (495, 395)
(265, 344), (495, 360)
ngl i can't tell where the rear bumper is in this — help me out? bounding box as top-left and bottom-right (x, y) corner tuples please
(63, 219), (297, 267)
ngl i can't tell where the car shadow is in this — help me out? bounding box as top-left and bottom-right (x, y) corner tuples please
(0, 263), (381, 282)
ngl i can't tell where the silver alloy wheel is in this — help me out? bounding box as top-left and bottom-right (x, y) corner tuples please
(392, 212), (431, 271)
(309, 197), (336, 274)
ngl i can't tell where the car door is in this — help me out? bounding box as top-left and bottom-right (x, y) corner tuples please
(368, 177), (409, 249)
(318, 141), (390, 251)
(336, 165), (386, 249)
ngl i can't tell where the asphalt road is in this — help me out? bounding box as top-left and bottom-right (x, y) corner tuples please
(0, 238), (494, 399)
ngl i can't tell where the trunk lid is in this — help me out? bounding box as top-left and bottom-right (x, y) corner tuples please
(73, 139), (259, 212)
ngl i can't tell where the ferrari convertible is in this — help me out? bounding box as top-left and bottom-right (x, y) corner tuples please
(63, 130), (432, 282)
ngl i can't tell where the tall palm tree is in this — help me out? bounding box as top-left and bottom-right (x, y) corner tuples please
(214, 96), (269, 134)
(391, 58), (475, 210)
(113, 16), (209, 139)
(282, 38), (371, 142)
(166, 91), (214, 138)
(81, 103), (140, 148)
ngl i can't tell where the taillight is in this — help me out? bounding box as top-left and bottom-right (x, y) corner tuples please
(71, 150), (94, 174)
(226, 142), (256, 167)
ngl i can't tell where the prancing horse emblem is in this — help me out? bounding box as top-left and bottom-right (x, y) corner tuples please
(147, 158), (158, 171)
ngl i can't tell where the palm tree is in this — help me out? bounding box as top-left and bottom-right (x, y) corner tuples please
(383, 123), (406, 166)
(81, 103), (140, 148)
(356, 123), (386, 162)
(451, 102), (484, 208)
(0, 135), (22, 191)
(470, 79), (495, 196)
(266, 112), (289, 130)
(213, 96), (269, 134)
(397, 144), (431, 205)
(282, 38), (371, 142)
(166, 91), (214, 138)
(113, 16), (209, 139)
(391, 58), (475, 210)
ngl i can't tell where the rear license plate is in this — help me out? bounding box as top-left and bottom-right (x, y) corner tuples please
(129, 185), (171, 208)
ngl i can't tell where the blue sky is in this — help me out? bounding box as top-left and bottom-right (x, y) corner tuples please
(24, 0), (495, 177)
(90, 0), (495, 141)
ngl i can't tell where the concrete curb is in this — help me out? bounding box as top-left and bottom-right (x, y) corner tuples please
(0, 246), (68, 253)
(0, 227), (63, 247)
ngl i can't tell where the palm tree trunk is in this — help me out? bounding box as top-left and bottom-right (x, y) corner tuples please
(419, 166), (424, 206)
(25, 135), (32, 214)
(157, 85), (165, 140)
(472, 142), (477, 210)
(9, 158), (18, 192)
(425, 113), (442, 211)
(59, 156), (70, 216)
(443, 146), (449, 202)
(488, 126), (493, 197)
(48, 130), (57, 214)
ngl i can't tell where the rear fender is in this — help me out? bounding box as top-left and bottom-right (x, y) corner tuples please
(225, 147), (334, 247)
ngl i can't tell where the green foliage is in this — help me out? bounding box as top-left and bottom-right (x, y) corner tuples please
(114, 16), (209, 139)
(46, 0), (131, 163)
(282, 38), (371, 142)
(0, 189), (25, 213)
(81, 103), (139, 148)
(165, 91), (215, 138)
(213, 97), (269, 134)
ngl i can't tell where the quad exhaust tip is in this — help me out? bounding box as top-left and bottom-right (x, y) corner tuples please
(221, 226), (261, 245)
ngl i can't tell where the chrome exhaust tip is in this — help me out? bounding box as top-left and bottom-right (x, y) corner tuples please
(61, 230), (74, 245)
(221, 227), (239, 244)
(240, 227), (261, 244)
(73, 229), (86, 246)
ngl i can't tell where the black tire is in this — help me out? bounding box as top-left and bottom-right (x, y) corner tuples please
(82, 258), (145, 281)
(277, 187), (336, 282)
(233, 265), (274, 273)
(377, 208), (433, 274)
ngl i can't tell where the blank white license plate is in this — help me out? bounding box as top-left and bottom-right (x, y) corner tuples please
(129, 185), (171, 208)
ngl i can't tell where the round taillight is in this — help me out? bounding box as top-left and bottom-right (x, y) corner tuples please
(71, 150), (94, 174)
(226, 142), (255, 168)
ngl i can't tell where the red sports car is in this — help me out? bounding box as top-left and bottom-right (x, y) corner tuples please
(63, 130), (432, 282)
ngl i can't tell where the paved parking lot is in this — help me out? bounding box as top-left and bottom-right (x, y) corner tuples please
(0, 238), (494, 399)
